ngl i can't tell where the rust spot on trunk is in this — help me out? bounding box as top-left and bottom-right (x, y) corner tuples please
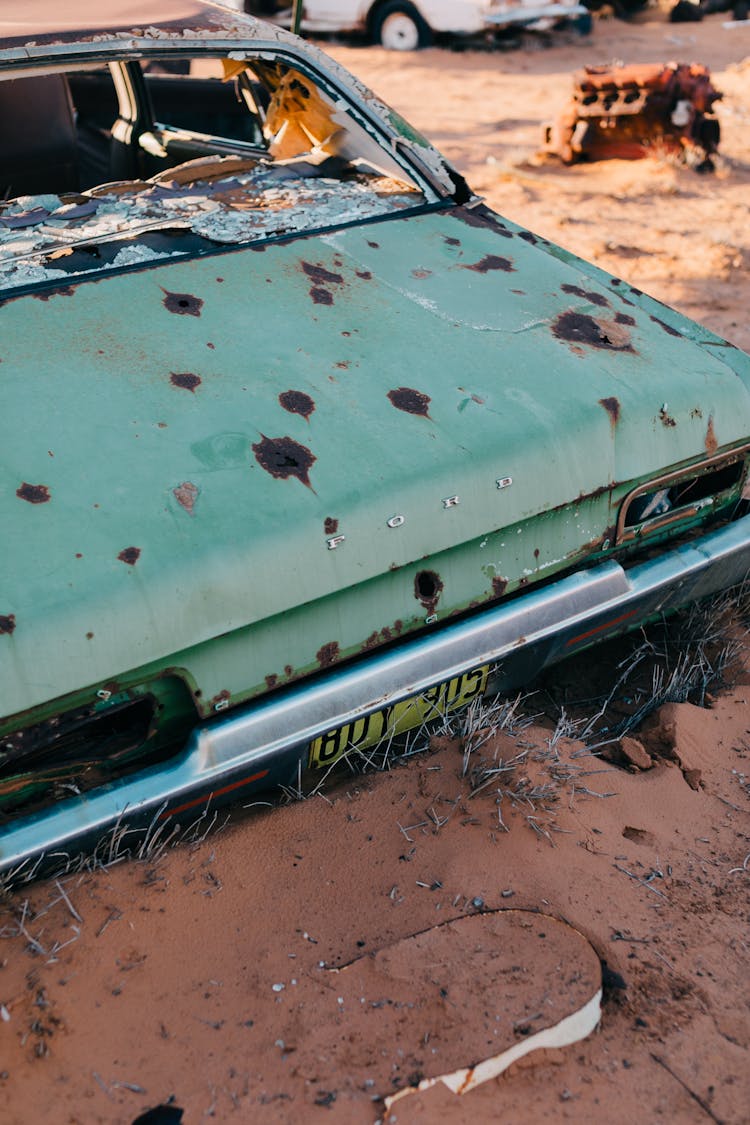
(650, 315), (681, 338)
(317, 641), (340, 668)
(170, 372), (202, 392)
(388, 387), (431, 417)
(659, 406), (677, 428)
(518, 231), (538, 244)
(444, 236), (461, 246)
(453, 206), (513, 237)
(284, 664), (294, 677)
(173, 481), (199, 514)
(252, 435), (316, 488)
(492, 576), (508, 597)
(324, 516), (339, 535)
(33, 285), (75, 301)
(552, 311), (634, 353)
(356, 270), (373, 280)
(279, 390), (315, 419)
(301, 262), (344, 286)
(615, 312), (636, 326)
(461, 254), (514, 274)
(599, 396), (621, 431)
(162, 289), (203, 317)
(310, 287), (333, 306)
(265, 674), (278, 690)
(414, 570), (443, 614)
(0, 614), (16, 635)
(367, 241), (380, 249)
(705, 415), (718, 454)
(16, 482), (50, 504)
(561, 283), (609, 308)
(118, 546), (141, 565)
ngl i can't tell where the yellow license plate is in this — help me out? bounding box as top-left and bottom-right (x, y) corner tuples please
(309, 665), (489, 769)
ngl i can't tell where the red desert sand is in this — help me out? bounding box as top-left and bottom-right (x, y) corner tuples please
(1, 15), (749, 1124)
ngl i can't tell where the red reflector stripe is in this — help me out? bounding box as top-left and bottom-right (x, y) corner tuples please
(160, 769), (270, 819)
(566, 608), (638, 648)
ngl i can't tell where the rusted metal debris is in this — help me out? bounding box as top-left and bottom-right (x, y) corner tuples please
(542, 62), (722, 168)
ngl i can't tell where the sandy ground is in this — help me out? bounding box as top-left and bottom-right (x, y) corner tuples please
(2, 14), (750, 1125)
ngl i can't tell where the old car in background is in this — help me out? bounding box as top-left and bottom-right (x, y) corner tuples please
(236, 0), (590, 50)
(2, 0), (750, 879)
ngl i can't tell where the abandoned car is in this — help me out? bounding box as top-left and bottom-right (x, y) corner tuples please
(2, 0), (750, 877)
(235, 0), (589, 51)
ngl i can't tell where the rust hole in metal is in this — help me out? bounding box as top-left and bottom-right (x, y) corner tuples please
(310, 287), (333, 306)
(599, 396), (621, 430)
(173, 481), (199, 514)
(0, 614), (16, 635)
(561, 283), (610, 308)
(16, 482), (50, 504)
(650, 315), (681, 338)
(414, 569), (443, 612)
(324, 516), (339, 535)
(317, 641), (340, 668)
(615, 312), (636, 326)
(552, 311), (634, 353)
(252, 435), (316, 488)
(492, 576), (508, 597)
(461, 254), (514, 274)
(387, 387), (431, 417)
(162, 289), (203, 317)
(118, 546), (141, 566)
(170, 372), (202, 392)
(279, 390), (315, 419)
(659, 406), (677, 428)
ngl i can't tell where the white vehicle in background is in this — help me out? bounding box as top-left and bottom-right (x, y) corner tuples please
(238, 0), (590, 50)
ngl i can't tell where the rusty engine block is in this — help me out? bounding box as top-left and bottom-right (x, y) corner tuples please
(542, 62), (721, 167)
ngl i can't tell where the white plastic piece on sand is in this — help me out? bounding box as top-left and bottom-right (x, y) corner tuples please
(385, 987), (602, 1109)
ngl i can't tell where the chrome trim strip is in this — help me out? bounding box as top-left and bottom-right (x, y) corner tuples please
(3, 514), (750, 877)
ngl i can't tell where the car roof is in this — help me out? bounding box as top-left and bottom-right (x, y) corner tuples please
(0, 0), (255, 48)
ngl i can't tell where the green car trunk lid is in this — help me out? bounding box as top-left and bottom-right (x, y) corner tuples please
(2, 206), (749, 718)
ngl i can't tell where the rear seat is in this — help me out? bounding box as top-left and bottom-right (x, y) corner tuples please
(0, 74), (79, 199)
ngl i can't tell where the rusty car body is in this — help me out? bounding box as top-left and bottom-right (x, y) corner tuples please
(2, 0), (750, 878)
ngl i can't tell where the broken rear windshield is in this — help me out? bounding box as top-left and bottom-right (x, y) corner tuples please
(0, 55), (426, 290)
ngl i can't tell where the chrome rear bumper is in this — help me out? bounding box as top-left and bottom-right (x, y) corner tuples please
(3, 514), (750, 880)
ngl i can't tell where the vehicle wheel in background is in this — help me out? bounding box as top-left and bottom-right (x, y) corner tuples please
(371, 1), (432, 49)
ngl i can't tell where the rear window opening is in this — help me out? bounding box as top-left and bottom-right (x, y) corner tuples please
(0, 55), (426, 291)
(618, 453), (747, 543)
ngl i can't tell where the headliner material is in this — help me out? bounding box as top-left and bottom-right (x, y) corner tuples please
(0, 1), (235, 46)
